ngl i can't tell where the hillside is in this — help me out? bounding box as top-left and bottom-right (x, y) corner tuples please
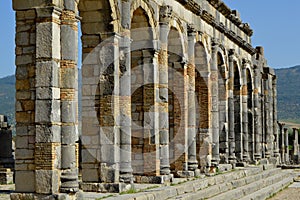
(0, 66), (299, 126)
(275, 65), (300, 123)
(0, 75), (15, 125)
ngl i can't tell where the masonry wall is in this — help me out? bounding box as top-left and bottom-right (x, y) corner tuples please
(12, 0), (278, 197)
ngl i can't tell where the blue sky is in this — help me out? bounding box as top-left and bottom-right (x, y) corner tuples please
(0, 1), (299, 78)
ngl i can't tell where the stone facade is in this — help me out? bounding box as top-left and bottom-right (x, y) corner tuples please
(12, 0), (279, 198)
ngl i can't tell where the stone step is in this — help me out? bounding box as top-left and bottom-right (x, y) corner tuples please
(168, 167), (281, 200)
(209, 170), (292, 200)
(239, 172), (294, 200)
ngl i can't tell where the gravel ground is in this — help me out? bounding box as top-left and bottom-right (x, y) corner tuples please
(268, 182), (300, 200)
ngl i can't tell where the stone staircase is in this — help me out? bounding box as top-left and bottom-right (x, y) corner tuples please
(80, 165), (295, 200)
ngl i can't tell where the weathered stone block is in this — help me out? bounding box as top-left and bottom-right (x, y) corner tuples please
(36, 61), (59, 87)
(16, 32), (29, 46)
(36, 87), (60, 100)
(13, 0), (63, 10)
(15, 136), (29, 149)
(36, 22), (60, 59)
(15, 171), (35, 192)
(82, 168), (99, 182)
(61, 125), (78, 144)
(36, 125), (61, 143)
(16, 55), (33, 65)
(61, 145), (76, 169)
(15, 149), (34, 160)
(61, 101), (77, 123)
(35, 170), (59, 194)
(61, 25), (77, 61)
(35, 100), (60, 123)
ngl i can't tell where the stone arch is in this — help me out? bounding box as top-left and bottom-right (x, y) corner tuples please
(194, 41), (211, 171)
(217, 52), (229, 164)
(233, 60), (243, 161)
(79, 0), (121, 34)
(131, 0), (157, 36)
(246, 67), (254, 161)
(168, 19), (187, 60)
(168, 26), (186, 172)
(130, 6), (158, 176)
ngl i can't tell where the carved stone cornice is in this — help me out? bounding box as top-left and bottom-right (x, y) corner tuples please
(173, 0), (256, 55)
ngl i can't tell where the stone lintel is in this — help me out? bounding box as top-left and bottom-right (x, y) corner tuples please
(13, 0), (63, 11)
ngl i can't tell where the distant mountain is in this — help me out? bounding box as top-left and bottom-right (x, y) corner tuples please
(275, 65), (300, 123)
(0, 75), (15, 125)
(0, 66), (299, 127)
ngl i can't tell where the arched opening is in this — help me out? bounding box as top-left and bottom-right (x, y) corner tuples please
(217, 53), (228, 164)
(168, 27), (185, 172)
(130, 7), (156, 176)
(247, 69), (254, 161)
(194, 42), (210, 172)
(234, 62), (242, 162)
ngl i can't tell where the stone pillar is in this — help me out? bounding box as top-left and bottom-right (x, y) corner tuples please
(241, 60), (249, 162)
(141, 49), (161, 176)
(293, 128), (299, 164)
(273, 78), (280, 158)
(34, 6), (62, 195)
(210, 40), (219, 167)
(119, 0), (133, 183)
(187, 24), (198, 172)
(263, 73), (271, 158)
(253, 66), (262, 161)
(60, 1), (79, 192)
(278, 123), (285, 164)
(228, 50), (236, 165)
(284, 128), (289, 164)
(13, 3), (38, 194)
(158, 5), (172, 175)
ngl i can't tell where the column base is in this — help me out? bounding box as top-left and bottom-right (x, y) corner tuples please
(218, 164), (233, 173)
(134, 174), (174, 184)
(254, 153), (262, 161)
(176, 170), (195, 178)
(80, 182), (133, 193)
(11, 193), (77, 200)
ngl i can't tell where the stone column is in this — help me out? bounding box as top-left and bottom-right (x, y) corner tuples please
(60, 1), (79, 192)
(228, 50), (236, 165)
(278, 123), (285, 164)
(158, 5), (172, 175)
(268, 72), (275, 158)
(187, 24), (198, 172)
(293, 128), (299, 164)
(284, 128), (289, 164)
(263, 73), (271, 158)
(119, 0), (133, 183)
(273, 78), (280, 158)
(141, 49), (160, 176)
(241, 60), (249, 162)
(253, 66), (262, 161)
(210, 40), (220, 167)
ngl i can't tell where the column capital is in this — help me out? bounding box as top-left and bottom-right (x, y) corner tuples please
(242, 58), (251, 69)
(187, 23), (197, 36)
(159, 4), (173, 24)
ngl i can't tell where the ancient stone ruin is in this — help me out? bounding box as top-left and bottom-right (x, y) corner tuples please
(11, 0), (286, 199)
(0, 115), (14, 184)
